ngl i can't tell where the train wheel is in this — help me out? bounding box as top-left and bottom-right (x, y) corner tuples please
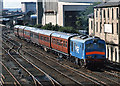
(80, 59), (85, 67)
(75, 58), (79, 65)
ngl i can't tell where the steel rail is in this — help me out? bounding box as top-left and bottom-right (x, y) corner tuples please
(21, 49), (90, 86)
(0, 62), (21, 86)
(2, 40), (61, 86)
(2, 46), (43, 86)
(24, 45), (107, 86)
(4, 32), (120, 85)
(3, 33), (107, 85)
(86, 69), (120, 85)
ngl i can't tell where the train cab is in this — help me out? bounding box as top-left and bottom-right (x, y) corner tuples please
(85, 37), (106, 66)
(70, 35), (106, 67)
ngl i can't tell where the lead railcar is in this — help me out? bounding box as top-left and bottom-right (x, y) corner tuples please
(70, 35), (106, 67)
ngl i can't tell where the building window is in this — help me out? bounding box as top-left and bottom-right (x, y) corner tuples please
(104, 9), (105, 18)
(115, 48), (117, 62)
(107, 47), (109, 58)
(117, 8), (119, 18)
(100, 8), (102, 19)
(100, 22), (102, 33)
(111, 46), (113, 61)
(112, 23), (114, 34)
(96, 9), (98, 18)
(91, 21), (92, 29)
(108, 8), (109, 19)
(117, 23), (119, 34)
(96, 22), (98, 32)
(112, 8), (114, 19)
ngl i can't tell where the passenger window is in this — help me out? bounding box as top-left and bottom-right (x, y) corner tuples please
(57, 39), (59, 45)
(71, 41), (73, 51)
(30, 33), (33, 37)
(44, 37), (46, 41)
(53, 39), (56, 44)
(52, 38), (54, 43)
(60, 40), (62, 46)
(47, 37), (49, 42)
(66, 41), (67, 47)
(34, 34), (39, 39)
(40, 36), (43, 40)
(63, 41), (65, 47)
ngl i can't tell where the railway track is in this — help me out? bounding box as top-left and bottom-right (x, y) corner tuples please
(1, 44), (41, 86)
(3, 32), (120, 85)
(0, 61), (21, 86)
(18, 38), (120, 85)
(22, 44), (120, 86)
(2, 36), (61, 86)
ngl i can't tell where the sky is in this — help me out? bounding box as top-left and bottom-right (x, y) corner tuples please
(3, 0), (120, 8)
(3, 0), (36, 8)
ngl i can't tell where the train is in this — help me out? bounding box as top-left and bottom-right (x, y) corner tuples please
(14, 25), (106, 68)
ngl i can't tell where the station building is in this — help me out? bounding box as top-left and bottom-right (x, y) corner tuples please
(89, 2), (120, 63)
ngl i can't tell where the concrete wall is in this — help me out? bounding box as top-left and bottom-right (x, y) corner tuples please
(45, 14), (57, 25)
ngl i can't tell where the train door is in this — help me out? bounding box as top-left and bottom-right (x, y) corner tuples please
(79, 43), (83, 59)
(74, 42), (79, 58)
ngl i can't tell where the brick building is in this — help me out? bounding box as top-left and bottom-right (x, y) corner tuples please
(89, 2), (120, 63)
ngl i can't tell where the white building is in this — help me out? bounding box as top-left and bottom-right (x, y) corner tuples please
(37, 0), (95, 27)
